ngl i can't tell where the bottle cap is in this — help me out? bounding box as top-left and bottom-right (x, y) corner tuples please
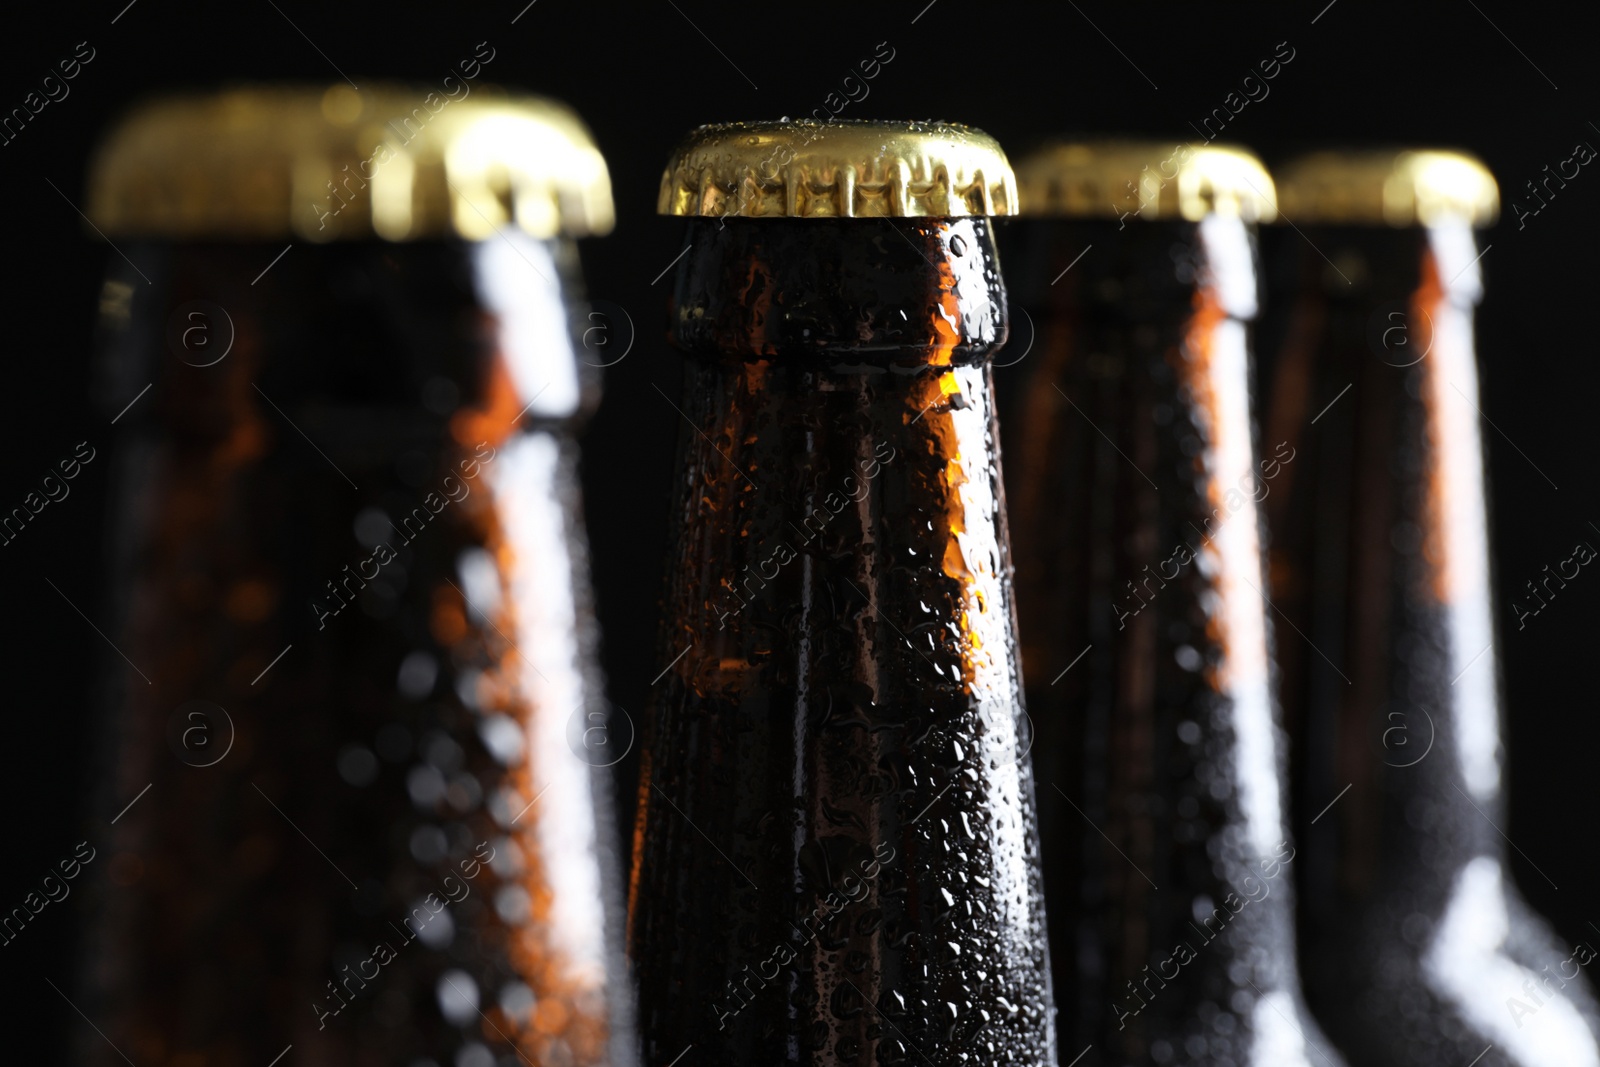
(1015, 140), (1277, 223)
(1273, 149), (1498, 227)
(657, 119), (1017, 218)
(87, 84), (614, 242)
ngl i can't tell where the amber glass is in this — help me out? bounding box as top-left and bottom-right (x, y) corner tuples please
(76, 236), (634, 1067)
(1260, 221), (1600, 1066)
(629, 216), (1056, 1065)
(997, 214), (1342, 1066)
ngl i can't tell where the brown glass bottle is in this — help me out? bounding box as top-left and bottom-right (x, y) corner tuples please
(73, 87), (635, 1067)
(998, 141), (1342, 1066)
(628, 120), (1056, 1065)
(1260, 150), (1600, 1067)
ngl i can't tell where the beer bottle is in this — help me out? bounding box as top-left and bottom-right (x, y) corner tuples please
(629, 119), (1057, 1065)
(74, 86), (635, 1067)
(1000, 140), (1343, 1066)
(1261, 150), (1600, 1066)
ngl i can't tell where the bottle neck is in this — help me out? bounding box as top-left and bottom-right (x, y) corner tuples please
(1265, 221), (1502, 903)
(1275, 221), (1495, 779)
(1013, 214), (1280, 851)
(661, 214), (1020, 681)
(637, 222), (1053, 1060)
(87, 234), (627, 1063)
(1000, 214), (1338, 1054)
(668, 216), (1008, 369)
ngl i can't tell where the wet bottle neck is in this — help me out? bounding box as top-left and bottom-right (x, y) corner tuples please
(1006, 215), (1277, 853)
(633, 217), (1056, 1061)
(999, 214), (1340, 1064)
(657, 215), (1019, 707)
(1266, 220), (1501, 901)
(84, 233), (632, 1067)
(659, 216), (1016, 682)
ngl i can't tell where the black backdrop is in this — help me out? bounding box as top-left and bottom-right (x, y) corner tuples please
(2, 1), (1595, 1059)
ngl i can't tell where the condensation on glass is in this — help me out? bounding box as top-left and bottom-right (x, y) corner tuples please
(630, 119), (1058, 1066)
(1000, 140), (1344, 1067)
(75, 86), (635, 1067)
(1261, 149), (1600, 1067)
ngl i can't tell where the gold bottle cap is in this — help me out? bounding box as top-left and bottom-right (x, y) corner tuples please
(1015, 140), (1277, 223)
(1274, 150), (1498, 227)
(87, 84), (614, 242)
(657, 119), (1017, 219)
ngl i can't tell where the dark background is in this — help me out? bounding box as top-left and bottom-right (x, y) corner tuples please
(2, 0), (1594, 1058)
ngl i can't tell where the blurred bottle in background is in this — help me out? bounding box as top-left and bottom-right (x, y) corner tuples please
(999, 140), (1342, 1066)
(1260, 149), (1600, 1066)
(629, 119), (1057, 1065)
(75, 85), (635, 1067)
